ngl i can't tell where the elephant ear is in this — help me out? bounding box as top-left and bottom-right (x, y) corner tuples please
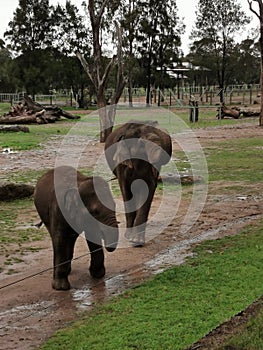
(64, 188), (81, 220)
(113, 139), (133, 168)
(143, 132), (170, 166)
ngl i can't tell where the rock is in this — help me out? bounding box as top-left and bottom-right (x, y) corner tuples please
(159, 173), (202, 185)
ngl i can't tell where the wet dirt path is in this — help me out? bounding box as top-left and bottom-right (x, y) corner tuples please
(1, 122), (263, 349)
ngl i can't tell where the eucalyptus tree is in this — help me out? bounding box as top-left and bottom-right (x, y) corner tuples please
(118, 0), (141, 106)
(248, 0), (263, 125)
(231, 38), (260, 84)
(52, 1), (91, 55)
(190, 0), (250, 102)
(0, 46), (17, 92)
(3, 0), (91, 101)
(77, 0), (127, 142)
(52, 1), (93, 107)
(4, 0), (54, 53)
(3, 0), (56, 96)
(135, 0), (184, 105)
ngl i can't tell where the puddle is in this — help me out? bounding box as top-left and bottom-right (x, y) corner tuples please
(0, 301), (54, 333)
(71, 213), (262, 310)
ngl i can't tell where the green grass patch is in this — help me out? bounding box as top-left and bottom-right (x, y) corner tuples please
(0, 113), (99, 151)
(0, 198), (45, 245)
(0, 169), (47, 185)
(0, 102), (11, 114)
(0, 197), (47, 271)
(0, 122), (72, 151)
(0, 104), (257, 152)
(40, 222), (263, 350)
(206, 137), (263, 182)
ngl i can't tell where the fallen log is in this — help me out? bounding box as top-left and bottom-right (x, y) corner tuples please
(0, 94), (80, 124)
(0, 125), (30, 132)
(217, 103), (240, 119)
(241, 108), (260, 117)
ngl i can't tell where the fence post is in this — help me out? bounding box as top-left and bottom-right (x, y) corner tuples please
(189, 98), (199, 123)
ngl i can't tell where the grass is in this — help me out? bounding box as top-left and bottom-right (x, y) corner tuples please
(0, 169), (47, 184)
(0, 102), (11, 114)
(0, 121), (78, 151)
(1, 102), (262, 348)
(206, 137), (263, 182)
(40, 221), (263, 350)
(0, 198), (45, 245)
(0, 102), (257, 152)
(0, 198), (47, 271)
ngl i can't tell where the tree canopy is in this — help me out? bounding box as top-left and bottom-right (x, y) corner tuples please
(189, 0), (251, 101)
(0, 0), (260, 109)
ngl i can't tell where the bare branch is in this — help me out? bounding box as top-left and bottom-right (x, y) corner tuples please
(89, 0), (110, 23)
(248, 0), (261, 19)
(100, 55), (117, 88)
(76, 52), (95, 85)
(98, 0), (110, 21)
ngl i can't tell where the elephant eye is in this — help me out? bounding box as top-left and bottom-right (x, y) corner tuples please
(91, 208), (100, 216)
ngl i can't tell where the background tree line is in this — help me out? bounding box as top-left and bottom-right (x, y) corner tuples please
(0, 0), (260, 109)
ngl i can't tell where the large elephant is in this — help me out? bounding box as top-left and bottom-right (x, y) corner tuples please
(34, 166), (119, 290)
(105, 120), (172, 247)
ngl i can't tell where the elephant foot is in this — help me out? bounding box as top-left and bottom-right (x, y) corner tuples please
(130, 233), (145, 247)
(131, 238), (145, 247)
(89, 265), (105, 279)
(125, 229), (145, 247)
(52, 278), (71, 290)
(124, 228), (134, 240)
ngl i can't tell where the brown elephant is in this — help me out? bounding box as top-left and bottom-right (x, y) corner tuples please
(105, 120), (172, 247)
(34, 166), (119, 290)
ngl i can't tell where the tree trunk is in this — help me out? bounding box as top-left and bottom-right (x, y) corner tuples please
(77, 2), (126, 143)
(260, 57), (263, 125)
(248, 0), (263, 125)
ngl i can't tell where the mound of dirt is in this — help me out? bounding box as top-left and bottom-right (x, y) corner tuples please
(187, 295), (263, 349)
(0, 183), (34, 201)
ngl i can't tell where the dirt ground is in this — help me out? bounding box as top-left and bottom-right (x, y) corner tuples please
(0, 120), (263, 349)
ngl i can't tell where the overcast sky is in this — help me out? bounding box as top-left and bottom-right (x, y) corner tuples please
(0, 0), (258, 54)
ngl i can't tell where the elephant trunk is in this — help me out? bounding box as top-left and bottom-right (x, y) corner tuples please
(101, 216), (119, 252)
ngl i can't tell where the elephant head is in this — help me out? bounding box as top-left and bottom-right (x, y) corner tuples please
(105, 120), (172, 247)
(34, 166), (119, 290)
(63, 176), (119, 252)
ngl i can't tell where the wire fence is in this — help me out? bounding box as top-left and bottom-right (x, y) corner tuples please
(0, 85), (260, 108)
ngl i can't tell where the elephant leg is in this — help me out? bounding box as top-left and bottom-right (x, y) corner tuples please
(51, 232), (77, 290)
(130, 182), (157, 247)
(86, 240), (105, 278)
(124, 203), (137, 240)
(118, 179), (137, 239)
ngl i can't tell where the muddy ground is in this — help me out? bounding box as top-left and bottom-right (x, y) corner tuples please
(0, 120), (263, 349)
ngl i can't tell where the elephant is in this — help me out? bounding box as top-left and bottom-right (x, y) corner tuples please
(105, 120), (172, 247)
(34, 166), (119, 290)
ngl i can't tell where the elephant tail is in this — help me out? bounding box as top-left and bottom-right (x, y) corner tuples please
(35, 220), (43, 228)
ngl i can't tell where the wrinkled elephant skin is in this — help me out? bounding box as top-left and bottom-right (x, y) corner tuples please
(105, 120), (172, 247)
(34, 166), (119, 290)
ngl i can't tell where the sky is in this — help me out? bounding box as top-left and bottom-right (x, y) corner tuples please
(0, 0), (258, 54)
